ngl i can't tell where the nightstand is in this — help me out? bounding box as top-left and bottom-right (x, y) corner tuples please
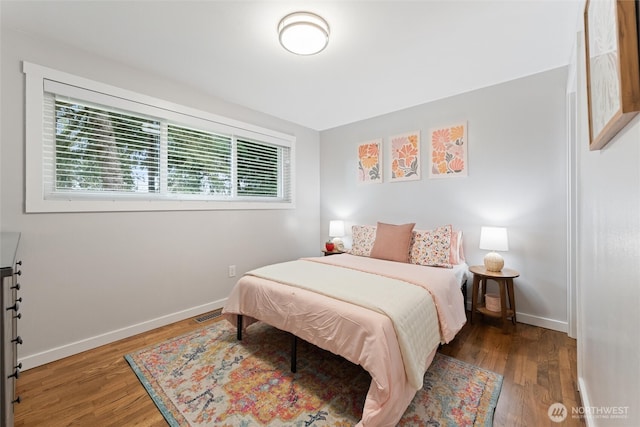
(322, 250), (344, 256)
(469, 265), (519, 332)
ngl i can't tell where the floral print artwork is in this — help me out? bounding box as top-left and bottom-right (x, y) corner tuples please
(430, 122), (468, 178)
(390, 131), (420, 182)
(357, 139), (382, 184)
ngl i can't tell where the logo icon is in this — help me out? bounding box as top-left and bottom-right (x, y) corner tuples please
(548, 402), (568, 423)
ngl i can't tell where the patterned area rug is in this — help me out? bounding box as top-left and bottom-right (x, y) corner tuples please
(125, 321), (502, 426)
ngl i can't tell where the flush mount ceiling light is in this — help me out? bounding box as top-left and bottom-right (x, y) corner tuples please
(278, 11), (330, 55)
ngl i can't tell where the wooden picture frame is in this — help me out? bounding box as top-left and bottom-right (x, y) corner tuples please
(584, 0), (640, 150)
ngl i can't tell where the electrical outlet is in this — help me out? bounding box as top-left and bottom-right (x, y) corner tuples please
(228, 265), (236, 277)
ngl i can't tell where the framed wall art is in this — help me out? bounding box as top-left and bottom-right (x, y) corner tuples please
(429, 122), (468, 178)
(389, 131), (420, 182)
(584, 0), (640, 150)
(357, 139), (382, 184)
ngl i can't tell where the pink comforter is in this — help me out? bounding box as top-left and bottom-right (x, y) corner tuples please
(222, 254), (467, 426)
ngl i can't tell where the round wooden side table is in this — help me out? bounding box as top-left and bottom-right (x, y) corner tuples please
(469, 265), (520, 332)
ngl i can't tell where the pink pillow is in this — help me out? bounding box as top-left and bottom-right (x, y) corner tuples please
(458, 233), (466, 262)
(449, 230), (465, 264)
(370, 222), (416, 263)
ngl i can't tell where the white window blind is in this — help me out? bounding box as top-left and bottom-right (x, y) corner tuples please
(26, 62), (295, 212)
(237, 138), (289, 198)
(167, 125), (232, 197)
(47, 97), (162, 196)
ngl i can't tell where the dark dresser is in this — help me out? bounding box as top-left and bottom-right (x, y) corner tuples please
(1, 233), (21, 427)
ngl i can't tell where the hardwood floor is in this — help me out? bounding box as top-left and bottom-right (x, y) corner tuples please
(439, 316), (584, 427)
(14, 312), (583, 426)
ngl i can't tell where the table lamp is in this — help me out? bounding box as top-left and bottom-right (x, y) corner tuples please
(479, 226), (509, 272)
(329, 220), (345, 251)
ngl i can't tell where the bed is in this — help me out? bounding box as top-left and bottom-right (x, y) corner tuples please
(222, 223), (468, 427)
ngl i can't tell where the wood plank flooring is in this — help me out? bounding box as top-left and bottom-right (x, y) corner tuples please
(439, 316), (584, 427)
(14, 313), (583, 426)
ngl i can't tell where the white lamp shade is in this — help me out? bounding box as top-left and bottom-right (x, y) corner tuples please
(278, 12), (330, 55)
(479, 227), (509, 251)
(329, 220), (345, 237)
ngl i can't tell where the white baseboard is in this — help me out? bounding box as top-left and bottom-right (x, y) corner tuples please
(19, 298), (228, 371)
(578, 377), (595, 427)
(515, 312), (567, 333)
(465, 301), (568, 333)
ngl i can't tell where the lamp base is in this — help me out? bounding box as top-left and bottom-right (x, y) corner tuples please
(484, 252), (504, 272)
(331, 237), (344, 251)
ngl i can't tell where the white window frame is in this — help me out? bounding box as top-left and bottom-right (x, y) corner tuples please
(24, 62), (296, 213)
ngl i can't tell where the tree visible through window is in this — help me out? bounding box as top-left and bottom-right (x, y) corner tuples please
(237, 139), (279, 197)
(167, 125), (231, 196)
(55, 101), (160, 193)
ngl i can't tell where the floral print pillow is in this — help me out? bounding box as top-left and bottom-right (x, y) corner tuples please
(409, 224), (453, 268)
(348, 225), (377, 257)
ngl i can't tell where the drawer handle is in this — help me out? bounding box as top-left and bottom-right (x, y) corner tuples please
(14, 313), (22, 320)
(7, 369), (20, 380)
(12, 336), (23, 345)
(11, 283), (20, 290)
(12, 396), (21, 404)
(6, 302), (19, 312)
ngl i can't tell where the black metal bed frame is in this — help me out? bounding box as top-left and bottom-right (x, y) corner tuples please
(236, 314), (298, 372)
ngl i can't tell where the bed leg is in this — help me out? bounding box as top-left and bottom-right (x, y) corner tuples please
(237, 314), (243, 341)
(461, 279), (468, 303)
(291, 334), (297, 373)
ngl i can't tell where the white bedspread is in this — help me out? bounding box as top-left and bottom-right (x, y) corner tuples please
(308, 255), (468, 343)
(246, 259), (439, 389)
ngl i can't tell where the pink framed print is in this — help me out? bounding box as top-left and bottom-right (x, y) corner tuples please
(429, 122), (468, 178)
(357, 139), (382, 184)
(390, 131), (420, 182)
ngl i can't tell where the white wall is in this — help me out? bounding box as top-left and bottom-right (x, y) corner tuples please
(320, 68), (569, 331)
(0, 29), (321, 369)
(575, 27), (640, 427)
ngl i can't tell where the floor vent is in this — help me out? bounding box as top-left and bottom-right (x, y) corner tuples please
(194, 309), (223, 323)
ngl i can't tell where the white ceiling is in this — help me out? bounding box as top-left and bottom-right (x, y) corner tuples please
(1, 0), (583, 131)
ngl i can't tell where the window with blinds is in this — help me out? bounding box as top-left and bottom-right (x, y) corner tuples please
(52, 100), (161, 195)
(25, 62), (295, 212)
